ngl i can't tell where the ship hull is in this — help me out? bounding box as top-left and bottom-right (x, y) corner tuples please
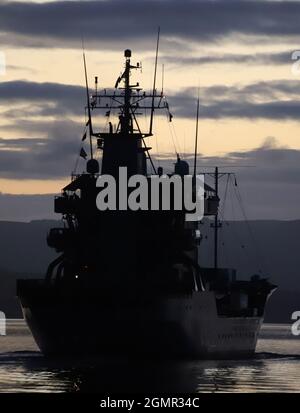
(17, 280), (263, 358)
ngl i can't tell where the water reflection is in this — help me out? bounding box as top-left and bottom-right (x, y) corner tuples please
(1, 353), (300, 393)
(0, 322), (300, 393)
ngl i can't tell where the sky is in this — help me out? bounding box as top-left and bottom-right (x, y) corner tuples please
(0, 0), (300, 220)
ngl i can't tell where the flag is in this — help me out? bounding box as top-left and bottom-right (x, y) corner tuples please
(80, 147), (87, 159)
(82, 131), (87, 141)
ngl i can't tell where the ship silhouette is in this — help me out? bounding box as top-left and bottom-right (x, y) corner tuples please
(17, 47), (276, 357)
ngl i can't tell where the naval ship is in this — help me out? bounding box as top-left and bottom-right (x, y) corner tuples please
(17, 48), (276, 358)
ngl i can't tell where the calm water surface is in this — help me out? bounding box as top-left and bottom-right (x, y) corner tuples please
(0, 320), (299, 393)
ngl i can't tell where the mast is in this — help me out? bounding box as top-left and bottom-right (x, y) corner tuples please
(214, 166), (219, 269)
(149, 27), (160, 136)
(123, 49), (132, 134)
(83, 52), (94, 159)
(193, 94), (200, 177)
(91, 49), (167, 177)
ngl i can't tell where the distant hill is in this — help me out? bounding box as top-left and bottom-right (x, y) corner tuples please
(0, 220), (58, 274)
(199, 219), (300, 292)
(0, 219), (299, 321)
(0, 220), (60, 317)
(0, 268), (29, 318)
(199, 219), (300, 322)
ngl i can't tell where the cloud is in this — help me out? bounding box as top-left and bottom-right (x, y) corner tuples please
(0, 137), (299, 220)
(0, 78), (300, 182)
(0, 1), (300, 49)
(0, 80), (85, 117)
(161, 51), (292, 67)
(153, 138), (300, 220)
(169, 80), (300, 120)
(0, 119), (86, 179)
(222, 139), (300, 219)
(2, 79), (300, 122)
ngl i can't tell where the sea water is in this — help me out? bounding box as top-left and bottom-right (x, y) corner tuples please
(0, 320), (299, 393)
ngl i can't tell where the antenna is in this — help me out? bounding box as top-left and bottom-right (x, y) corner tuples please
(193, 89), (200, 177)
(213, 166), (220, 269)
(161, 63), (164, 95)
(149, 27), (160, 135)
(83, 49), (94, 159)
(95, 76), (98, 96)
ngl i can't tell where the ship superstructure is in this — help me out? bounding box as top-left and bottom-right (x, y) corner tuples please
(17, 49), (276, 357)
